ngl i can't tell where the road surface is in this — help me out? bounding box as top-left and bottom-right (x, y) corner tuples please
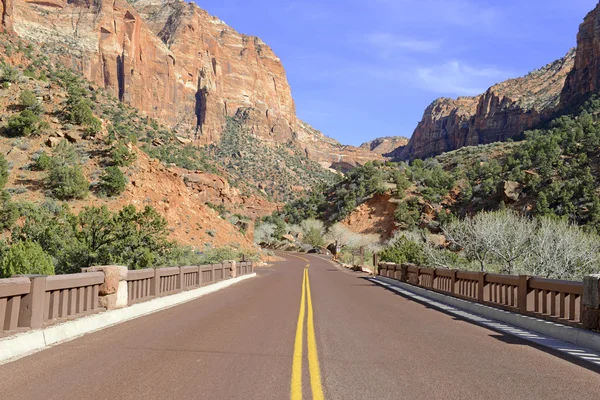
(0, 253), (599, 399)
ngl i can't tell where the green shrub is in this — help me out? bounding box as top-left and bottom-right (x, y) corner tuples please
(110, 142), (136, 166)
(99, 166), (126, 197)
(379, 236), (426, 266)
(20, 90), (43, 115)
(33, 152), (51, 171)
(0, 240), (55, 278)
(0, 153), (8, 190)
(0, 64), (18, 83)
(7, 110), (42, 137)
(47, 164), (89, 200)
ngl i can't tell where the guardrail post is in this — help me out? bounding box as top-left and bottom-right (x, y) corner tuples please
(373, 254), (379, 276)
(152, 268), (160, 296)
(582, 274), (600, 330)
(451, 270), (457, 294)
(230, 261), (237, 279)
(400, 264), (408, 282)
(518, 275), (529, 313)
(211, 264), (215, 283)
(478, 272), (486, 303)
(179, 267), (185, 290)
(198, 266), (203, 286)
(431, 269), (436, 289)
(416, 268), (421, 286)
(18, 275), (46, 329)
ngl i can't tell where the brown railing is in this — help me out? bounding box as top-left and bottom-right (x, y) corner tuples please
(378, 263), (584, 325)
(44, 273), (104, 323)
(0, 277), (31, 333)
(0, 261), (254, 335)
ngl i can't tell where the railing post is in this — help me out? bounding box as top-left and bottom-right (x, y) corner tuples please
(373, 254), (379, 276)
(400, 264), (408, 282)
(451, 270), (457, 294)
(416, 268), (421, 287)
(582, 274), (600, 330)
(518, 275), (529, 313)
(18, 275), (46, 329)
(211, 264), (215, 283)
(431, 269), (436, 289)
(179, 267), (185, 290)
(198, 266), (203, 286)
(152, 268), (160, 296)
(478, 272), (486, 303)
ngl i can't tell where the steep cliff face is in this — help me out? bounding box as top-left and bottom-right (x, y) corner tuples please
(397, 50), (576, 160)
(360, 136), (409, 156)
(7, 0), (379, 168)
(561, 2), (600, 108)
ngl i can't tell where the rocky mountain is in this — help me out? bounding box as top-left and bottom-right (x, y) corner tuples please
(360, 136), (409, 156)
(560, 2), (600, 109)
(5, 0), (378, 168)
(394, 49), (576, 160)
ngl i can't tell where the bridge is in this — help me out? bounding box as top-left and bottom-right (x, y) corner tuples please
(0, 254), (599, 399)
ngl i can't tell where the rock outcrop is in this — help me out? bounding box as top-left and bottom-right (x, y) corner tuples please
(560, 2), (600, 108)
(7, 0), (380, 168)
(360, 136), (409, 156)
(395, 49), (576, 160)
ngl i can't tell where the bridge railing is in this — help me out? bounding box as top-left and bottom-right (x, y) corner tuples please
(0, 261), (254, 336)
(378, 263), (584, 326)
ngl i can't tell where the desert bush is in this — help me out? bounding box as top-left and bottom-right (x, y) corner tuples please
(0, 240), (54, 278)
(99, 166), (126, 197)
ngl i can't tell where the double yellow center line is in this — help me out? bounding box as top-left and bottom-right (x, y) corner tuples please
(291, 262), (324, 400)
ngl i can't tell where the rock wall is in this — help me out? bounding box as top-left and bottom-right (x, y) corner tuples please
(7, 0), (379, 168)
(560, 2), (600, 108)
(396, 50), (576, 160)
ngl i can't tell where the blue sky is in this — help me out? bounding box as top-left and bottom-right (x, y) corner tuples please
(195, 0), (598, 146)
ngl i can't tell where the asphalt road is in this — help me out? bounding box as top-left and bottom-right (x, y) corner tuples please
(1, 253), (599, 399)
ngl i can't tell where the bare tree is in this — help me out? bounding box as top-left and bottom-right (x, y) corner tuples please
(254, 223), (276, 244)
(525, 217), (600, 279)
(473, 210), (535, 275)
(444, 218), (491, 272)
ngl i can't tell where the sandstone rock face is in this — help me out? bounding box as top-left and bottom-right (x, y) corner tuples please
(8, 0), (380, 168)
(395, 50), (576, 160)
(561, 2), (600, 108)
(360, 136), (409, 155)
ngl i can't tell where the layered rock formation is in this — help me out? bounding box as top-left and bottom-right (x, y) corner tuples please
(360, 136), (409, 156)
(560, 2), (600, 108)
(7, 0), (379, 168)
(395, 49), (576, 160)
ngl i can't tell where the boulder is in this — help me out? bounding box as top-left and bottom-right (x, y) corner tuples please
(45, 137), (62, 147)
(87, 266), (128, 296)
(282, 234), (295, 243)
(65, 131), (82, 143)
(176, 136), (192, 145)
(97, 281), (128, 310)
(503, 181), (522, 203)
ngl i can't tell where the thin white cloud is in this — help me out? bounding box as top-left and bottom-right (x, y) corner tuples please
(364, 33), (442, 56)
(416, 60), (511, 95)
(376, 0), (502, 30)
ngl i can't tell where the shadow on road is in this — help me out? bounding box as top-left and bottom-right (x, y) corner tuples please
(362, 277), (600, 374)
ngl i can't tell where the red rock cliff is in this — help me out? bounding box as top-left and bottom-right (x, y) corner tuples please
(560, 2), (600, 108)
(8, 0), (379, 167)
(396, 50), (575, 160)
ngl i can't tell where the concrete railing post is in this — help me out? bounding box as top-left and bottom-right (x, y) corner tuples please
(400, 264), (408, 282)
(451, 270), (457, 294)
(179, 267), (185, 290)
(17, 275), (46, 329)
(478, 272), (486, 303)
(582, 274), (600, 330)
(230, 261), (237, 279)
(198, 265), (203, 286)
(518, 275), (529, 313)
(152, 268), (160, 296)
